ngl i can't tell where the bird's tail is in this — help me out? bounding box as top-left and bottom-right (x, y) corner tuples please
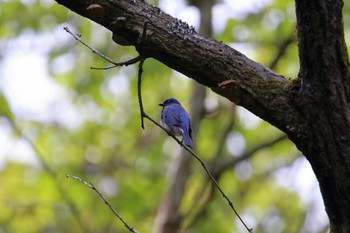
(183, 131), (193, 148)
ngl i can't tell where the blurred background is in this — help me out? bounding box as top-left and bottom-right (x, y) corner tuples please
(0, 0), (349, 232)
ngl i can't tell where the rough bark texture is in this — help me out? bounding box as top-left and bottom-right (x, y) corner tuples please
(54, 0), (350, 232)
(293, 1), (350, 232)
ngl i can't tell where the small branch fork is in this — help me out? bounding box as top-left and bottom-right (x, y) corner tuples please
(66, 175), (139, 233)
(63, 27), (142, 69)
(64, 25), (253, 233)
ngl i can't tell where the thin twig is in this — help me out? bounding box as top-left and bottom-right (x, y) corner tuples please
(66, 175), (139, 233)
(137, 57), (146, 129)
(64, 27), (141, 68)
(136, 22), (149, 129)
(90, 56), (142, 70)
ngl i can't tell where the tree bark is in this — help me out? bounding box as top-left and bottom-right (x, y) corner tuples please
(54, 0), (350, 232)
(293, 1), (350, 232)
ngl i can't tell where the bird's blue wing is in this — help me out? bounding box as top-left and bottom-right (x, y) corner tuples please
(162, 105), (182, 135)
(167, 105), (182, 124)
(179, 109), (193, 148)
(161, 103), (193, 148)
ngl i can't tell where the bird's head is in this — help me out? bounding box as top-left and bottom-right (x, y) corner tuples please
(159, 98), (181, 107)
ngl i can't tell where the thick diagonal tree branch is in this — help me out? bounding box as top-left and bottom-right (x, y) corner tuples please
(54, 0), (301, 139)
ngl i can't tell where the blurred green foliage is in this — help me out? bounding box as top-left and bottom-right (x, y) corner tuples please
(0, 0), (349, 233)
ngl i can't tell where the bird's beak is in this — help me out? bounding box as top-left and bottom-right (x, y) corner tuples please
(159, 102), (164, 107)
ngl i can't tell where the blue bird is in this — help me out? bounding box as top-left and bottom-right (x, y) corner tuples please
(159, 98), (193, 148)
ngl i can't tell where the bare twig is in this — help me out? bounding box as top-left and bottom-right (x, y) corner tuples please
(66, 175), (139, 233)
(64, 27), (141, 68)
(90, 56), (142, 70)
(136, 22), (149, 129)
(137, 57), (146, 129)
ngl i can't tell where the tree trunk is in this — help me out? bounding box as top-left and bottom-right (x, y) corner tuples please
(292, 1), (350, 232)
(54, 0), (350, 231)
